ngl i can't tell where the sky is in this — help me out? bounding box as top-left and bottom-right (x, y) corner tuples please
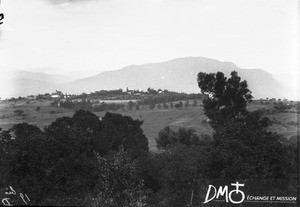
(0, 0), (298, 99)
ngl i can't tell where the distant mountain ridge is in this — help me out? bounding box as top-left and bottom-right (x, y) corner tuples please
(62, 57), (287, 99)
(2, 57), (290, 99)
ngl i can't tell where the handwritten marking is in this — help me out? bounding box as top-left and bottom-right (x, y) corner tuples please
(20, 193), (30, 205)
(1, 186), (30, 205)
(5, 186), (16, 195)
(1, 198), (12, 206)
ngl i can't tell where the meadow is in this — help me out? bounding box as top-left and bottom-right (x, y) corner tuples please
(0, 99), (298, 150)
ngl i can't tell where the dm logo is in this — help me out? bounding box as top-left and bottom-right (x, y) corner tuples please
(203, 182), (245, 204)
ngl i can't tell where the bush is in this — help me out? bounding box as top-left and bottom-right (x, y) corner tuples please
(95, 148), (149, 207)
(0, 110), (149, 205)
(14, 109), (24, 116)
(156, 126), (203, 149)
(147, 144), (210, 206)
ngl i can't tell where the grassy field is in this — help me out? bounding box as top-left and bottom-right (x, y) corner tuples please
(0, 99), (298, 150)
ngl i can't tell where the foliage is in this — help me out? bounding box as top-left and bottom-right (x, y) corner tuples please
(149, 102), (155, 110)
(135, 104), (140, 110)
(163, 102), (168, 109)
(197, 71), (297, 204)
(128, 101), (134, 110)
(192, 99), (197, 107)
(100, 112), (149, 158)
(95, 147), (149, 207)
(147, 87), (158, 95)
(209, 120), (295, 180)
(0, 110), (149, 205)
(207, 120), (297, 202)
(59, 99), (93, 111)
(184, 100), (190, 107)
(13, 109), (24, 116)
(147, 144), (211, 207)
(174, 101), (183, 109)
(156, 126), (202, 149)
(197, 71), (253, 128)
(273, 102), (293, 112)
(93, 102), (125, 112)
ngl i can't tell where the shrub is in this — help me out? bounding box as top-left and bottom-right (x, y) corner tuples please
(14, 109), (24, 116)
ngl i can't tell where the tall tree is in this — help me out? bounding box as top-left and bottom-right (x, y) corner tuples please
(197, 71), (296, 201)
(197, 71), (252, 128)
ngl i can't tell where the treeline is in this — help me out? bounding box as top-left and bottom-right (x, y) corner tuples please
(56, 97), (201, 112)
(0, 71), (297, 206)
(57, 100), (126, 112)
(139, 92), (205, 105)
(70, 88), (199, 100)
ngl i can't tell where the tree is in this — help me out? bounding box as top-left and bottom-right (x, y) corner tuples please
(156, 126), (201, 149)
(174, 101), (183, 109)
(192, 99), (197, 107)
(149, 102), (155, 110)
(100, 112), (149, 158)
(147, 87), (158, 95)
(208, 120), (296, 199)
(185, 100), (190, 107)
(156, 126), (177, 149)
(95, 147), (149, 207)
(157, 103), (161, 109)
(147, 144), (210, 206)
(0, 110), (149, 205)
(163, 102), (168, 109)
(197, 71), (296, 200)
(127, 101), (134, 110)
(135, 104), (140, 110)
(14, 109), (24, 116)
(197, 71), (252, 128)
(273, 102), (292, 112)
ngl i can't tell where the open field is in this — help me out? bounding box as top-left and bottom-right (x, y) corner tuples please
(0, 99), (298, 150)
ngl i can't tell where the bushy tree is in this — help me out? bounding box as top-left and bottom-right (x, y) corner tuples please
(197, 71), (297, 202)
(14, 109), (24, 116)
(273, 102), (292, 112)
(147, 144), (211, 206)
(127, 101), (134, 110)
(156, 126), (201, 149)
(174, 101), (183, 109)
(95, 147), (149, 207)
(209, 121), (294, 180)
(149, 102), (155, 110)
(197, 71), (252, 128)
(135, 104), (140, 110)
(0, 110), (149, 205)
(163, 102), (168, 109)
(192, 99), (197, 107)
(185, 100), (190, 107)
(99, 112), (149, 158)
(156, 126), (177, 149)
(157, 103), (161, 109)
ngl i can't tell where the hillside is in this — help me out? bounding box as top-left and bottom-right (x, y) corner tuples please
(63, 57), (287, 99)
(1, 57), (290, 99)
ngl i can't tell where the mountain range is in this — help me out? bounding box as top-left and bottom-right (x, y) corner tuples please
(3, 57), (292, 99)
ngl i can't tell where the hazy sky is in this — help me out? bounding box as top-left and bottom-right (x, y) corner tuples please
(0, 0), (298, 98)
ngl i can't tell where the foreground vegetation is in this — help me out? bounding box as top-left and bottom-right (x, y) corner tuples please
(0, 71), (298, 206)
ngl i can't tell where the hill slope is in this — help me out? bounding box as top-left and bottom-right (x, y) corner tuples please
(63, 57), (287, 99)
